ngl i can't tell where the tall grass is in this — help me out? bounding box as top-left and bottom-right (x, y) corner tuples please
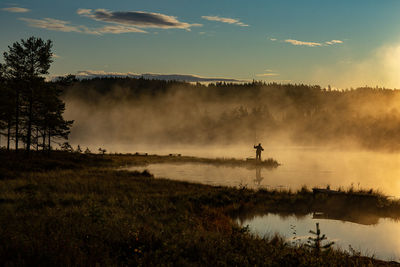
(0, 151), (398, 266)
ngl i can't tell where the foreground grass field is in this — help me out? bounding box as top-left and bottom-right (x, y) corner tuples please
(0, 151), (399, 266)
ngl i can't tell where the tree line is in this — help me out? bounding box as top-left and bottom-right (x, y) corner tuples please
(0, 37), (73, 153)
(60, 77), (400, 151)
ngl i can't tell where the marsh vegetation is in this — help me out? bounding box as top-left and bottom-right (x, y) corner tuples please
(1, 151), (399, 266)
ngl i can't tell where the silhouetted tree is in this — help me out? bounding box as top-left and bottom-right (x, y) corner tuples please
(3, 37), (53, 153)
(306, 223), (334, 255)
(0, 65), (6, 147)
(2, 37), (73, 154)
(37, 82), (73, 151)
(0, 63), (15, 150)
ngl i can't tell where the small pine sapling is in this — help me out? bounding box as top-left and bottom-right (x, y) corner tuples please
(306, 223), (334, 255)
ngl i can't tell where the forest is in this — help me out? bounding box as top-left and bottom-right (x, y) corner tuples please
(59, 77), (400, 151)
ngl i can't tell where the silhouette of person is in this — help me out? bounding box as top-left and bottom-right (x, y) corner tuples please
(254, 143), (264, 161)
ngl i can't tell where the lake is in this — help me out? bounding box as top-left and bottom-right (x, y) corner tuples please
(237, 212), (400, 262)
(124, 146), (400, 196)
(123, 146), (400, 261)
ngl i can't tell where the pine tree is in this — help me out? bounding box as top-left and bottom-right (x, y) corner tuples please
(306, 223), (334, 255)
(2, 37), (73, 154)
(36, 82), (73, 152)
(0, 64), (15, 150)
(3, 37), (53, 153)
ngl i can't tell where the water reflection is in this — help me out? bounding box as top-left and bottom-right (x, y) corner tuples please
(124, 147), (400, 196)
(126, 163), (278, 189)
(253, 167), (264, 187)
(312, 211), (380, 226)
(237, 212), (400, 262)
(125, 163), (293, 190)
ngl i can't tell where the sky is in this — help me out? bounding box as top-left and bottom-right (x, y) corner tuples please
(2, 0), (400, 88)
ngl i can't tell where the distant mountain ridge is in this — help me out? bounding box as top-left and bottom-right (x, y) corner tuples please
(55, 70), (244, 83)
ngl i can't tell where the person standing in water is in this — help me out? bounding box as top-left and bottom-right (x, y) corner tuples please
(254, 143), (264, 161)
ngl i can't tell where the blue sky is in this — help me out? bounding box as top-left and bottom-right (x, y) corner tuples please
(2, 0), (400, 88)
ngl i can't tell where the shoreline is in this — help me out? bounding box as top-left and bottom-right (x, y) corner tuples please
(110, 153), (281, 169)
(0, 151), (399, 265)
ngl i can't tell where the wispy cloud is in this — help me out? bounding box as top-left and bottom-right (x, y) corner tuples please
(2, 7), (30, 13)
(96, 25), (146, 34)
(201, 15), (248, 27)
(325, 40), (343, 45)
(270, 38), (277, 41)
(256, 69), (279, 77)
(76, 9), (91, 16)
(256, 73), (279, 77)
(283, 38), (344, 47)
(21, 8), (198, 35)
(78, 9), (201, 30)
(20, 18), (93, 34)
(20, 17), (146, 34)
(285, 39), (322, 47)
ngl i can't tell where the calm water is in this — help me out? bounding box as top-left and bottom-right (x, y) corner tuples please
(237, 213), (400, 262)
(125, 147), (400, 196)
(124, 147), (400, 261)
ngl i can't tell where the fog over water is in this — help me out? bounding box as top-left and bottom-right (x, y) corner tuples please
(120, 145), (400, 197)
(59, 79), (400, 261)
(61, 79), (400, 196)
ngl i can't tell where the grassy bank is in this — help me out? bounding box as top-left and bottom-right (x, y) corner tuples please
(0, 151), (398, 266)
(108, 153), (280, 169)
